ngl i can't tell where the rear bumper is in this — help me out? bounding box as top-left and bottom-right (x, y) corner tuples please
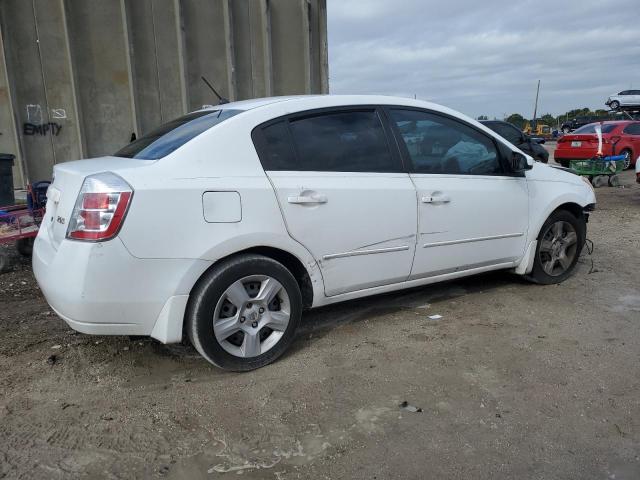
(32, 230), (209, 342)
(554, 147), (601, 160)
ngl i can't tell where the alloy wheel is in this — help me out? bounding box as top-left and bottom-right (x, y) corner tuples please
(213, 275), (291, 358)
(538, 220), (578, 277)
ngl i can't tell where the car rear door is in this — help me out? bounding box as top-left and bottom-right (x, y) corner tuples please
(252, 107), (417, 297)
(386, 107), (529, 279)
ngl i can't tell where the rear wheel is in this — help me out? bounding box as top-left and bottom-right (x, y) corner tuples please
(526, 210), (585, 285)
(0, 254), (10, 274)
(186, 254), (302, 371)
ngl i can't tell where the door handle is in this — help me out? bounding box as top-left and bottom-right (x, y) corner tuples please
(422, 194), (450, 204)
(287, 193), (328, 205)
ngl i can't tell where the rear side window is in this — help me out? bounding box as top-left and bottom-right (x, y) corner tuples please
(572, 124), (617, 134)
(258, 122), (297, 170)
(115, 109), (241, 160)
(254, 110), (399, 172)
(623, 123), (640, 135)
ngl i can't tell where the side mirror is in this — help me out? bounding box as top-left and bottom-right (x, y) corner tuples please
(510, 152), (533, 172)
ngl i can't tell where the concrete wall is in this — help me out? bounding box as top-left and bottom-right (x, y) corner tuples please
(0, 0), (328, 187)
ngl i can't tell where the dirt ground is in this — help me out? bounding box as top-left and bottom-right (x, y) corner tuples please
(1, 155), (639, 479)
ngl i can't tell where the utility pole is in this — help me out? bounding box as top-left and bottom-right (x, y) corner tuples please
(532, 80), (540, 132)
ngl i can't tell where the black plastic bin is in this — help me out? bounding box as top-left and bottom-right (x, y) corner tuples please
(0, 153), (15, 207)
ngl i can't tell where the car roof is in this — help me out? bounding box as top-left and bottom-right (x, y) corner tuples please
(192, 94), (534, 152)
(200, 94), (462, 117)
(197, 96), (320, 111)
(587, 120), (634, 125)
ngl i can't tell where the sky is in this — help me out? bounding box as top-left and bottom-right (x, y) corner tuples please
(327, 0), (640, 120)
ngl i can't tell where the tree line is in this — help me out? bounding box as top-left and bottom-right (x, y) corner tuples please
(477, 108), (615, 130)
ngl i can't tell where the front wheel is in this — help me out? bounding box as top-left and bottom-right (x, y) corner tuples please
(620, 149), (632, 170)
(186, 254), (302, 371)
(526, 210), (585, 285)
(609, 100), (620, 110)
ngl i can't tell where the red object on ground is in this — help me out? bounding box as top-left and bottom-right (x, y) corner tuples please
(555, 120), (640, 168)
(0, 205), (44, 243)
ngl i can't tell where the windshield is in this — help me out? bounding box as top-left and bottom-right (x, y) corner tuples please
(115, 109), (241, 159)
(572, 123), (617, 134)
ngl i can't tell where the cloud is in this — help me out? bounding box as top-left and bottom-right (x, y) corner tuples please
(327, 0), (640, 119)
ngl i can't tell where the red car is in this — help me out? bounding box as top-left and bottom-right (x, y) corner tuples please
(555, 121), (640, 169)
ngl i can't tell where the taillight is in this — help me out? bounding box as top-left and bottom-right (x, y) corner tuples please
(67, 172), (133, 241)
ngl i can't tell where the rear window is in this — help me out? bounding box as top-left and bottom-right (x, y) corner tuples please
(115, 109), (241, 159)
(572, 124), (617, 134)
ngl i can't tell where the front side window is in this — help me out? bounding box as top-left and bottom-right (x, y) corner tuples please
(390, 109), (502, 175)
(115, 109), (241, 160)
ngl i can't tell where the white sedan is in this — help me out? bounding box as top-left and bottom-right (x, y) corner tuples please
(33, 95), (596, 370)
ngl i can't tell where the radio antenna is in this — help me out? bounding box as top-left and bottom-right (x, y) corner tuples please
(201, 76), (229, 104)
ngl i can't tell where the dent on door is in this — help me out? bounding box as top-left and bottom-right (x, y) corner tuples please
(268, 173), (418, 296)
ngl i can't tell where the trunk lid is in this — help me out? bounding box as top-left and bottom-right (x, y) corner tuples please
(43, 156), (153, 250)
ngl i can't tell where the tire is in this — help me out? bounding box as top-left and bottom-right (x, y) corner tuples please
(538, 153), (549, 164)
(608, 175), (620, 187)
(620, 149), (632, 170)
(0, 254), (10, 274)
(16, 238), (34, 257)
(591, 175), (608, 188)
(609, 100), (620, 110)
(562, 127), (571, 134)
(186, 254), (302, 371)
(526, 210), (585, 285)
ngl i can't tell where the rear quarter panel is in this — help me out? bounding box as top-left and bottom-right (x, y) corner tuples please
(115, 114), (325, 304)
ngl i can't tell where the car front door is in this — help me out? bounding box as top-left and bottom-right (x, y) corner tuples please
(252, 108), (417, 297)
(386, 108), (529, 279)
(623, 123), (640, 164)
